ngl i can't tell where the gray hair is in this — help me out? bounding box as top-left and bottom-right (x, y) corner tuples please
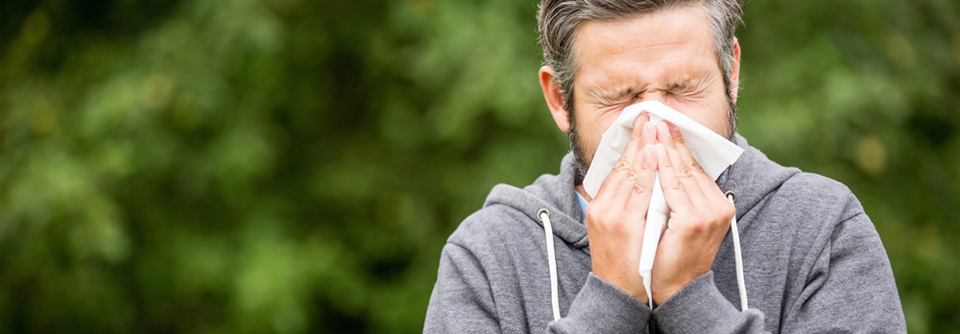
(537, 0), (742, 115)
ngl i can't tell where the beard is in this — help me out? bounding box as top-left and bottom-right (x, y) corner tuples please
(567, 94), (737, 184)
(567, 109), (593, 184)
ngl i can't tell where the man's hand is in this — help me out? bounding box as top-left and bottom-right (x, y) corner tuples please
(584, 113), (658, 304)
(649, 121), (735, 305)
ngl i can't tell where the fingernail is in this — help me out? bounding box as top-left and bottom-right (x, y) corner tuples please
(659, 122), (672, 137)
(643, 121), (655, 135)
(641, 146), (651, 168)
(667, 121), (678, 131)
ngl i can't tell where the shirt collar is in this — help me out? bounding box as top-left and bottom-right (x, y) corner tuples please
(575, 191), (589, 223)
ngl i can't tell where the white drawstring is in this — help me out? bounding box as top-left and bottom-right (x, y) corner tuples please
(538, 193), (745, 320)
(538, 209), (561, 321)
(726, 191), (748, 311)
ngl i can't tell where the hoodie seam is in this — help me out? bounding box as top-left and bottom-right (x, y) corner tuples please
(444, 242), (502, 326)
(783, 209), (863, 324)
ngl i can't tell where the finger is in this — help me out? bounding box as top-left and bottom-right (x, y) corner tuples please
(657, 122), (707, 209)
(655, 143), (693, 213)
(637, 112), (650, 130)
(641, 117), (657, 148)
(662, 121), (724, 197)
(621, 145), (658, 231)
(619, 113), (650, 176)
(593, 114), (649, 204)
(605, 115), (653, 210)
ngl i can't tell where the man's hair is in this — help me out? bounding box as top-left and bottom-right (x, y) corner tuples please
(537, 0), (743, 113)
(537, 0), (743, 177)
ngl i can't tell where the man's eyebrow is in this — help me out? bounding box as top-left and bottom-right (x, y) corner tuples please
(590, 86), (641, 103)
(665, 78), (697, 91)
(666, 71), (716, 92)
(587, 75), (708, 102)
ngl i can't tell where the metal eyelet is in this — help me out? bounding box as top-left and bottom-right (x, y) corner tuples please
(724, 191), (737, 203)
(537, 208), (550, 222)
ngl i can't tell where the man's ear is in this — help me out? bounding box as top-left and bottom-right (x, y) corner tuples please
(729, 38), (741, 104)
(539, 66), (571, 133)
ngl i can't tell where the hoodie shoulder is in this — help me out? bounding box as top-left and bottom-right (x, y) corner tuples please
(728, 135), (862, 226)
(447, 188), (536, 250)
(445, 152), (591, 258)
(777, 171), (864, 223)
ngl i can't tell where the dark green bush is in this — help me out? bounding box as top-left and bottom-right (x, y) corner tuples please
(1, 0), (957, 332)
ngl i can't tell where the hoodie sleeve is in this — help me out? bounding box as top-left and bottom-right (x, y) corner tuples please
(778, 212), (906, 333)
(650, 212), (906, 333)
(548, 273), (652, 333)
(424, 243), (502, 333)
(425, 243), (652, 333)
(651, 270), (768, 333)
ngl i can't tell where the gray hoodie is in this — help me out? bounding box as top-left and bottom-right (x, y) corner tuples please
(424, 135), (905, 333)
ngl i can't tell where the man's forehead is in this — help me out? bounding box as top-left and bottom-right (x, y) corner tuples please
(572, 6), (713, 69)
(571, 7), (717, 92)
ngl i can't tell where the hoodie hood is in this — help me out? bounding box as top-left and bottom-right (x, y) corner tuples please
(482, 152), (590, 249)
(481, 134), (801, 248)
(724, 135), (802, 229)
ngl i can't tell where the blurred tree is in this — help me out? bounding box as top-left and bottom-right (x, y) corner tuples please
(0, 0), (957, 333)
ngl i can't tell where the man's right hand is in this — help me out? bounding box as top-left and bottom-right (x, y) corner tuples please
(583, 113), (658, 304)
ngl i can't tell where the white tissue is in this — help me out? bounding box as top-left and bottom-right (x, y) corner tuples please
(581, 101), (743, 307)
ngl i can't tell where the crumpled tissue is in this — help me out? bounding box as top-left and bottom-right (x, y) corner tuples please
(581, 100), (743, 307)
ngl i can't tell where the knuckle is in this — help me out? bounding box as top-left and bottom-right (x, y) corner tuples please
(660, 156), (672, 168)
(633, 182), (649, 195)
(676, 165), (692, 178)
(688, 160), (705, 174)
(669, 180), (684, 191)
(614, 159), (631, 173)
(722, 201), (736, 220)
(587, 206), (621, 229)
(585, 206), (602, 221)
(640, 157), (655, 170)
(687, 218), (707, 233)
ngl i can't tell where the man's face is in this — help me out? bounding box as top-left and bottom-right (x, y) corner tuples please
(564, 6), (738, 173)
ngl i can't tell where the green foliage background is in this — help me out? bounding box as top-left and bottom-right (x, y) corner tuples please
(1, 0), (957, 332)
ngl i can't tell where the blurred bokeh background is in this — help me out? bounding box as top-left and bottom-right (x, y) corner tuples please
(1, 0), (957, 332)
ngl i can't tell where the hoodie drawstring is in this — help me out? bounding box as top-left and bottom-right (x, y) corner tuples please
(725, 191), (748, 311)
(722, 167), (749, 311)
(537, 209), (561, 321)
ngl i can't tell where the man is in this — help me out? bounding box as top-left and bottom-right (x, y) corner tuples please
(424, 0), (906, 332)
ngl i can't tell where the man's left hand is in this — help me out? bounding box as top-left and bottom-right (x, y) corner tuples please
(649, 121), (736, 306)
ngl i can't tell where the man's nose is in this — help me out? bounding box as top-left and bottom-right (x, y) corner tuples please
(637, 92), (668, 106)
